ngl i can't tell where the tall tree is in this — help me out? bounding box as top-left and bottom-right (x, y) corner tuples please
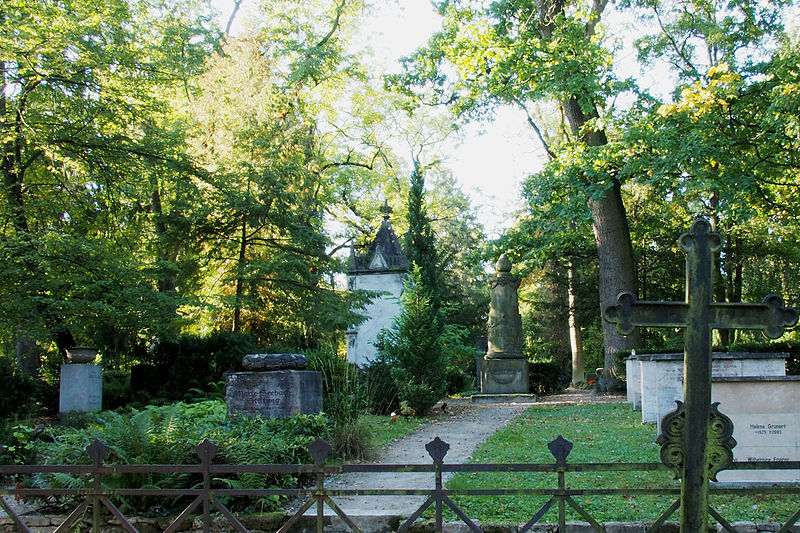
(392, 0), (638, 376)
(405, 161), (443, 312)
(0, 0), (218, 361)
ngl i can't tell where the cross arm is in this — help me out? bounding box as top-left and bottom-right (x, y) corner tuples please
(603, 292), (688, 336)
(710, 294), (798, 339)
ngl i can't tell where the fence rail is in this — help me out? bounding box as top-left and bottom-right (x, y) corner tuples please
(1, 436), (799, 533)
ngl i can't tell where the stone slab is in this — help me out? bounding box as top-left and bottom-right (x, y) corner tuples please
(59, 364), (102, 414)
(226, 370), (322, 418)
(481, 357), (529, 394)
(712, 376), (800, 483)
(625, 355), (641, 410)
(637, 353), (787, 432)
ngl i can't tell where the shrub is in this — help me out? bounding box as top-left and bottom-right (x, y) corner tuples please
(306, 349), (363, 425)
(441, 324), (478, 394)
(0, 356), (38, 419)
(528, 361), (563, 395)
(377, 268), (447, 416)
(360, 356), (399, 415)
(102, 370), (131, 410)
(147, 332), (260, 401)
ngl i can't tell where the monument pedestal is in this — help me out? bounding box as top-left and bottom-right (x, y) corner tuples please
(226, 370), (322, 418)
(59, 364), (102, 415)
(481, 357), (529, 394)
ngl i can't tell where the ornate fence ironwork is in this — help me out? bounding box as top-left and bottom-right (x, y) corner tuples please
(1, 435), (799, 533)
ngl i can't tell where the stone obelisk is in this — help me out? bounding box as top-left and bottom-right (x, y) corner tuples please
(481, 254), (529, 394)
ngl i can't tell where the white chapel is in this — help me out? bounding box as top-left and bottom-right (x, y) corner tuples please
(345, 202), (409, 366)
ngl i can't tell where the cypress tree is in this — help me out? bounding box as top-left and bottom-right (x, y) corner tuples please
(405, 161), (443, 312)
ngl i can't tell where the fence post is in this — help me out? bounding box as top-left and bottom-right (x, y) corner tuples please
(548, 436), (573, 533)
(195, 439), (219, 533)
(87, 439), (109, 533)
(426, 437), (450, 533)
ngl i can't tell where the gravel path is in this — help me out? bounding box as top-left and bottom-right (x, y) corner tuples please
(299, 391), (625, 521)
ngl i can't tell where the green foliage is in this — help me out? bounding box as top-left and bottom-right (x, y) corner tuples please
(0, 423), (39, 466)
(359, 356), (400, 415)
(306, 350), (361, 424)
(440, 324), (478, 394)
(0, 357), (37, 419)
(527, 361), (565, 396)
(36, 401), (328, 513)
(405, 163), (443, 311)
(146, 331), (259, 402)
(102, 370), (132, 411)
(377, 267), (448, 415)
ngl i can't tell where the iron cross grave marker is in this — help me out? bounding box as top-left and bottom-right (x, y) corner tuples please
(603, 219), (797, 533)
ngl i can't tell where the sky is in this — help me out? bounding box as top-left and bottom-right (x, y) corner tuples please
(209, 0), (544, 238)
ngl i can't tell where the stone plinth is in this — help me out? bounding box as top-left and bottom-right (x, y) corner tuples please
(59, 364), (102, 415)
(481, 357), (529, 394)
(637, 352), (787, 432)
(226, 370), (322, 418)
(712, 376), (800, 483)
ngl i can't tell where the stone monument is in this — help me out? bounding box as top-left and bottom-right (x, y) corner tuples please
(481, 254), (529, 394)
(226, 353), (322, 418)
(59, 348), (102, 415)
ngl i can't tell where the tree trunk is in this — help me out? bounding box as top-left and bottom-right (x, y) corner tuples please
(567, 255), (585, 387)
(233, 217), (247, 333)
(561, 97), (637, 379)
(588, 183), (637, 377)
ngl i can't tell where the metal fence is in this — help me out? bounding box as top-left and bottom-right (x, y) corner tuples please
(1, 435), (799, 533)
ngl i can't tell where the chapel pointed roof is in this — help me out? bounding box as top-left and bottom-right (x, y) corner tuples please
(348, 201), (409, 273)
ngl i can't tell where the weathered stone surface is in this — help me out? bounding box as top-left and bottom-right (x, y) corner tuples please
(486, 254), (523, 358)
(482, 254), (528, 394)
(226, 370), (322, 418)
(712, 376), (800, 483)
(59, 363), (102, 414)
(605, 521), (646, 533)
(637, 352), (788, 432)
(241, 352), (308, 371)
(481, 358), (530, 395)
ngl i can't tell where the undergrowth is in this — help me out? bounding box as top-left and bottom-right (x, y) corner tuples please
(29, 400), (328, 515)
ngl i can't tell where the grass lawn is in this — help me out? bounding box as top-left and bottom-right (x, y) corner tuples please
(443, 402), (798, 525)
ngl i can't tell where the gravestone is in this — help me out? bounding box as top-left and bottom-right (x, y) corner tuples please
(226, 353), (322, 418)
(638, 352), (788, 431)
(481, 254), (529, 394)
(711, 376), (800, 483)
(59, 364), (102, 415)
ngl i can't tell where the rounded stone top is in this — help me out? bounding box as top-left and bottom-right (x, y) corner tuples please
(242, 353), (308, 371)
(496, 254), (512, 274)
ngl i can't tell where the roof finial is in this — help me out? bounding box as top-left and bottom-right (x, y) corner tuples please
(380, 200), (392, 221)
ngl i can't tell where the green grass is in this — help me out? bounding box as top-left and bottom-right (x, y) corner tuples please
(443, 403), (799, 525)
(361, 413), (430, 450)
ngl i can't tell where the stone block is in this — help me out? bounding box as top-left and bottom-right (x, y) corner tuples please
(560, 521), (593, 533)
(59, 364), (102, 414)
(226, 370), (322, 418)
(481, 357), (529, 394)
(605, 521), (646, 533)
(718, 522), (757, 533)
